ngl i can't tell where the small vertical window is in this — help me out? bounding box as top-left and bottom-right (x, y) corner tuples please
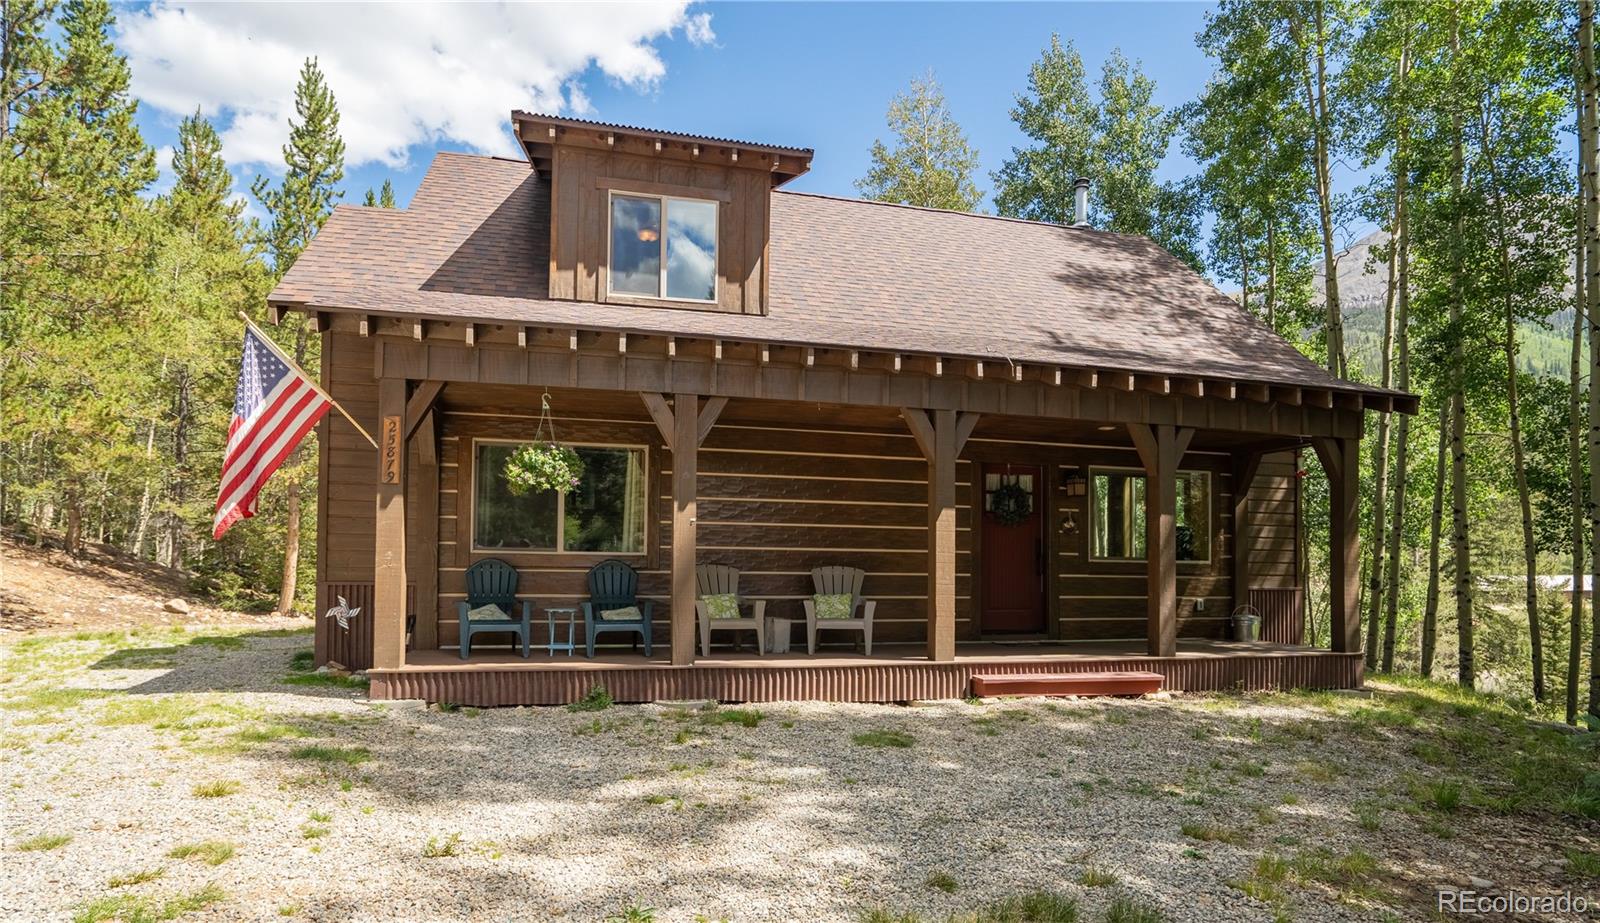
(609, 195), (662, 296)
(608, 192), (717, 302)
(1090, 469), (1210, 562)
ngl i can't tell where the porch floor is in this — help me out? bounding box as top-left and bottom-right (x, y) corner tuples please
(371, 640), (1361, 705)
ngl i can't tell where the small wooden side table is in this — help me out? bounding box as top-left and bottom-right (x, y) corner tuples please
(765, 616), (793, 654)
(545, 607), (577, 657)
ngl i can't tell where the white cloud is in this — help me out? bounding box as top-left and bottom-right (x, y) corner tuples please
(118, 1), (712, 171)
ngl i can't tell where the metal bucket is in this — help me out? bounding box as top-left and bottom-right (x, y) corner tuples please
(1232, 606), (1262, 642)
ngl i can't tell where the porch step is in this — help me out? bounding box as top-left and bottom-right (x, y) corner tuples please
(970, 671), (1165, 698)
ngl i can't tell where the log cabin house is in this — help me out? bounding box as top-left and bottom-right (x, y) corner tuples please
(267, 112), (1416, 706)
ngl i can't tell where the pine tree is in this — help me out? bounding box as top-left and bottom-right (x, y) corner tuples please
(363, 178), (396, 208)
(855, 72), (982, 212)
(250, 56), (345, 614)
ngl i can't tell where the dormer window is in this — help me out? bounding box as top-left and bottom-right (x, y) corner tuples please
(608, 191), (718, 303)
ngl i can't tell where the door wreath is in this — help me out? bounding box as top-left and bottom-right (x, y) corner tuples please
(989, 480), (1032, 526)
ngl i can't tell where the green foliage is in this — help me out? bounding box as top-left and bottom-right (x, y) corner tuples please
(165, 840), (234, 866)
(14, 831), (72, 851)
(993, 36), (1200, 268)
(362, 178), (396, 208)
(421, 832), (462, 858)
(504, 442), (585, 495)
(851, 729), (915, 748)
(568, 685), (614, 712)
(72, 883), (224, 923)
(856, 71), (983, 211)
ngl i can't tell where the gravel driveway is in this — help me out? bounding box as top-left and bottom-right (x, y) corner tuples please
(2, 627), (1595, 922)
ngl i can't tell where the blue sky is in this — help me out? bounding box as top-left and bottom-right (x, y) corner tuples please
(117, 2), (1374, 247)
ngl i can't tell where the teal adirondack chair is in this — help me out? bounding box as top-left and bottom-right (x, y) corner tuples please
(582, 559), (653, 658)
(457, 558), (533, 659)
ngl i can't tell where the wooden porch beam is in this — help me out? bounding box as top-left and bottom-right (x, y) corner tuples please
(1313, 436), (1361, 655)
(928, 409), (959, 662)
(670, 392), (699, 666)
(696, 396), (728, 447)
(1127, 423), (1193, 657)
(413, 410), (440, 651)
(402, 380), (445, 441)
(640, 392), (676, 451)
(373, 378), (408, 671)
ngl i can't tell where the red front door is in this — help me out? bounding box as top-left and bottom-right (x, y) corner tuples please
(980, 464), (1046, 634)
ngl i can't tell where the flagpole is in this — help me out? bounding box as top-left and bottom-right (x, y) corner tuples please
(236, 311), (379, 450)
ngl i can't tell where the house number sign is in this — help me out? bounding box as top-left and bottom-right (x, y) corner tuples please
(381, 415), (402, 484)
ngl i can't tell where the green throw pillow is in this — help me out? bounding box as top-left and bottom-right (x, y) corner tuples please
(599, 605), (641, 622)
(703, 593), (742, 620)
(467, 603), (508, 621)
(813, 593), (854, 620)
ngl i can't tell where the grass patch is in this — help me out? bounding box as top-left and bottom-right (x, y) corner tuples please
(568, 685), (614, 712)
(107, 868), (166, 889)
(99, 695), (261, 731)
(422, 832), (463, 858)
(1103, 895), (1165, 923)
(15, 832), (72, 851)
(289, 650), (315, 672)
(165, 841), (234, 866)
(1567, 848), (1600, 878)
(1411, 778), (1464, 813)
(702, 707), (763, 728)
(1229, 853), (1289, 905)
(191, 780), (240, 799)
(925, 870), (959, 893)
(72, 883), (224, 923)
(1, 687), (113, 714)
(603, 904), (656, 923)
(1179, 821), (1246, 845)
(1078, 867), (1118, 888)
(232, 723), (314, 745)
(1289, 846), (1384, 901)
(289, 745), (370, 765)
(852, 729), (915, 749)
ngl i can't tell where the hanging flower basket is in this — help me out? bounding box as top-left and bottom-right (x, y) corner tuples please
(504, 442), (583, 495)
(989, 481), (1032, 527)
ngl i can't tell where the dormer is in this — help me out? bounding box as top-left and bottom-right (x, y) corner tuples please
(513, 112), (812, 316)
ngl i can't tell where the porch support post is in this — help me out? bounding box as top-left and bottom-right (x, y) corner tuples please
(670, 396), (699, 665)
(412, 410), (440, 651)
(373, 377), (409, 670)
(904, 408), (978, 662)
(1313, 436), (1361, 654)
(1230, 449), (1266, 618)
(1128, 423), (1193, 657)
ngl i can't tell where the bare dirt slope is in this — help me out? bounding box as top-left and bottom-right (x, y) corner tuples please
(0, 535), (302, 635)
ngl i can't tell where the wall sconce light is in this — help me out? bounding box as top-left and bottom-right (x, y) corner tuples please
(1063, 470), (1087, 498)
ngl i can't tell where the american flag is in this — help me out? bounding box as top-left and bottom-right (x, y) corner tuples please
(212, 325), (332, 539)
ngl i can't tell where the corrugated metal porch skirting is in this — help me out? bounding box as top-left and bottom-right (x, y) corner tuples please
(367, 652), (1363, 706)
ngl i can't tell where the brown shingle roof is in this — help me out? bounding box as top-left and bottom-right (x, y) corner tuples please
(271, 151), (1402, 404)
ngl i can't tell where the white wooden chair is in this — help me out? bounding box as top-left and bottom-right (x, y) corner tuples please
(695, 564), (766, 656)
(802, 566), (876, 655)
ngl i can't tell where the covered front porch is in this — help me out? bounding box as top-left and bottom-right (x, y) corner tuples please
(302, 317), (1390, 705)
(371, 639), (1362, 705)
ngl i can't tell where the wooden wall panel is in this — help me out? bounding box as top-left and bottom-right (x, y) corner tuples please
(347, 386), (1306, 657)
(548, 145), (770, 314)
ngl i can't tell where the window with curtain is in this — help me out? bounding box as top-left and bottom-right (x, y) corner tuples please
(608, 192), (718, 302)
(1090, 469), (1210, 562)
(474, 443), (646, 553)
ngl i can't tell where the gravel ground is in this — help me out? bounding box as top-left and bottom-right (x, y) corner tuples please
(2, 628), (1596, 923)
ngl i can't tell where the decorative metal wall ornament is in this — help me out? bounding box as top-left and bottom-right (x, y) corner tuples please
(989, 480), (1032, 527)
(324, 596), (361, 631)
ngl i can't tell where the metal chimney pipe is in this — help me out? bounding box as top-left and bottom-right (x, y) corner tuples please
(1073, 177), (1090, 227)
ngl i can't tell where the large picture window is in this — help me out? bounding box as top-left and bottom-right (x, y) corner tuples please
(473, 442), (647, 553)
(608, 192), (718, 302)
(1090, 469), (1211, 562)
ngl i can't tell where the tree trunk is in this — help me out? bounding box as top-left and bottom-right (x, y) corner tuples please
(1448, 9), (1474, 690)
(1571, 53), (1591, 725)
(1476, 102), (1545, 701)
(1584, 0), (1600, 720)
(1267, 217), (1279, 333)
(1299, 3), (1345, 377)
(1366, 185), (1400, 672)
(1423, 404), (1449, 678)
(276, 323), (311, 616)
(1382, 157), (1411, 674)
(167, 365), (191, 570)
